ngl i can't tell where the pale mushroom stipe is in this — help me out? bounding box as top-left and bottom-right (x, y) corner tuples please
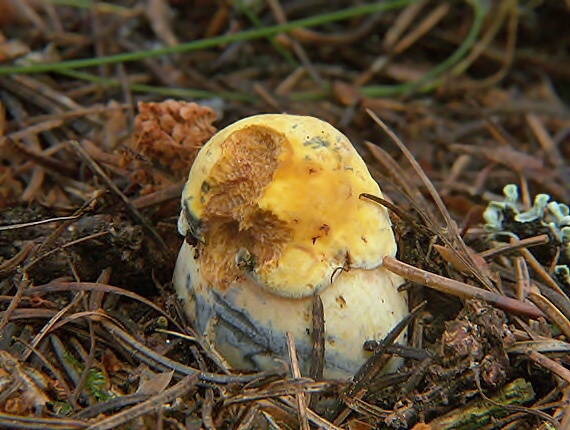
(173, 114), (409, 379)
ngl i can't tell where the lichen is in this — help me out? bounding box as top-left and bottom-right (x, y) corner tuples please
(483, 184), (570, 285)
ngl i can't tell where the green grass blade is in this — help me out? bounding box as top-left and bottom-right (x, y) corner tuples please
(0, 0), (414, 75)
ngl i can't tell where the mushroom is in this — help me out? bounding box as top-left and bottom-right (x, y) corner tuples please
(173, 114), (409, 379)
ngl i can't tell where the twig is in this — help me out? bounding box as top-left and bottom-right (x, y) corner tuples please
(286, 332), (310, 430)
(360, 193), (431, 234)
(267, 0), (324, 87)
(360, 0), (486, 97)
(463, 0), (519, 90)
(67, 140), (171, 257)
(289, 13), (383, 45)
(367, 109), (496, 293)
(225, 380), (337, 405)
(102, 320), (286, 385)
(559, 389), (570, 429)
(23, 281), (183, 332)
(279, 397), (342, 430)
(0, 279), (30, 333)
(347, 301), (425, 398)
(2, 136), (76, 176)
(357, 0), (428, 86)
(0, 242), (34, 277)
(131, 181), (184, 209)
(0, 412), (86, 429)
(393, 4), (449, 55)
(526, 350), (570, 385)
(21, 292), (84, 361)
(24, 231), (110, 272)
(518, 246), (569, 299)
(478, 234), (549, 259)
(514, 256), (531, 302)
(0, 216), (81, 232)
(14, 337), (76, 409)
(527, 113), (564, 169)
(383, 256), (544, 319)
(528, 292), (570, 340)
(71, 308), (99, 406)
(383, 1), (427, 50)
(201, 387), (216, 430)
(85, 373), (199, 430)
(331, 302), (425, 425)
(26, 190), (104, 263)
(309, 294), (324, 382)
(364, 141), (435, 220)
(444, 0), (513, 89)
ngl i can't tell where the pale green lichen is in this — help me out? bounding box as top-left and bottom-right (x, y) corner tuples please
(484, 185), (570, 245)
(483, 185), (570, 283)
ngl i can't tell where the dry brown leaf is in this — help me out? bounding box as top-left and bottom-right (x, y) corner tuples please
(433, 243), (489, 276)
(135, 367), (174, 395)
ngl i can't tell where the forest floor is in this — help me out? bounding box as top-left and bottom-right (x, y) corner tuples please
(1, 1), (570, 429)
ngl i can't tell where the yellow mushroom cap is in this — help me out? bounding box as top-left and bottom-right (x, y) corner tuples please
(177, 114), (397, 298)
